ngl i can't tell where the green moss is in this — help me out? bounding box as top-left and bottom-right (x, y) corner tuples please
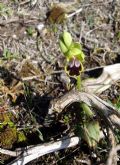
(0, 111), (26, 148)
(0, 127), (17, 148)
(0, 112), (15, 129)
(17, 131), (26, 142)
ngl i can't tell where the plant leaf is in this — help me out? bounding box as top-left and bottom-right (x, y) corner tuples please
(84, 121), (100, 148)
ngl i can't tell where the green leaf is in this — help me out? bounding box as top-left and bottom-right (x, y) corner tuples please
(84, 121), (100, 148)
(59, 40), (68, 53)
(63, 31), (72, 48)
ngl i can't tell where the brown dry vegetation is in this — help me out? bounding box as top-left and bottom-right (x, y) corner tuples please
(0, 0), (120, 164)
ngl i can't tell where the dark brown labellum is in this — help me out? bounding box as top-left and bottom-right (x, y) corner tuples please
(66, 57), (82, 76)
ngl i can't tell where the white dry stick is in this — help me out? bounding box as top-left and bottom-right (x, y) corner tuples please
(7, 132), (104, 165)
(8, 136), (80, 165)
(66, 8), (83, 18)
(0, 148), (20, 157)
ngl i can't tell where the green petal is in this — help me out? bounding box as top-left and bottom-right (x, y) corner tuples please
(63, 31), (72, 48)
(59, 40), (68, 53)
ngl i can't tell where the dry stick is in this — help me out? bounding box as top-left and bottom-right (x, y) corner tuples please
(0, 17), (39, 26)
(83, 63), (120, 94)
(22, 75), (60, 85)
(75, 157), (91, 165)
(85, 24), (106, 36)
(106, 145), (120, 165)
(65, 0), (113, 19)
(6, 127), (104, 165)
(0, 18), (19, 26)
(107, 129), (117, 165)
(0, 148), (20, 157)
(66, 8), (83, 18)
(8, 136), (80, 165)
(20, 0), (30, 5)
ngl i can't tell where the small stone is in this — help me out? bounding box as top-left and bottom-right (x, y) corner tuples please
(36, 23), (44, 33)
(12, 34), (17, 39)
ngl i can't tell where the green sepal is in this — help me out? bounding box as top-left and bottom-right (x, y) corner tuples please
(67, 48), (85, 61)
(73, 42), (82, 50)
(59, 40), (68, 53)
(77, 51), (85, 62)
(63, 31), (72, 48)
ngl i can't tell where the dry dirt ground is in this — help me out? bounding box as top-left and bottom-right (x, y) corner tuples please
(0, 0), (120, 164)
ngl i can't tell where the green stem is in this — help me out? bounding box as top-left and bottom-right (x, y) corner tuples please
(76, 76), (81, 90)
(80, 102), (94, 118)
(76, 76), (94, 118)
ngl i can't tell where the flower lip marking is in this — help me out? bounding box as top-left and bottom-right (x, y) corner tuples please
(66, 57), (82, 76)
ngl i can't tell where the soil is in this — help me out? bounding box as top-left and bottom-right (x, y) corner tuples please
(0, 0), (120, 165)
